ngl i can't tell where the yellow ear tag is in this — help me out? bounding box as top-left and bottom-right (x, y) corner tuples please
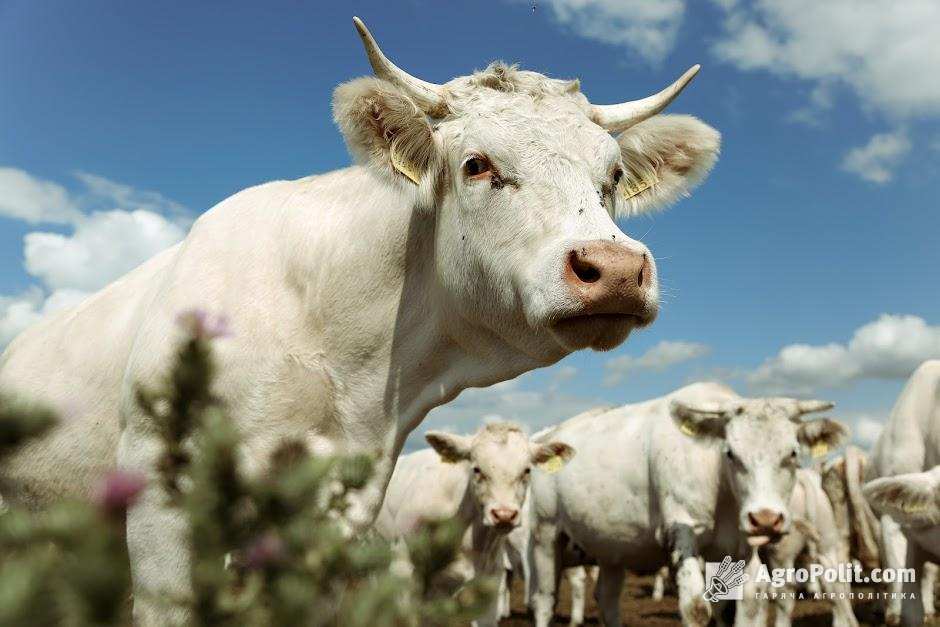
(390, 145), (421, 185)
(543, 455), (564, 474)
(680, 420), (698, 437)
(901, 501), (929, 514)
(621, 176), (658, 200)
(811, 442), (829, 459)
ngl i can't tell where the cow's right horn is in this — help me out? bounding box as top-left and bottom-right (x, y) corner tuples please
(796, 400), (835, 415)
(353, 17), (449, 117)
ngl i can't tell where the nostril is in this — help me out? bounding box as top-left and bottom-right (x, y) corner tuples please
(748, 513), (759, 528)
(569, 250), (601, 284)
(637, 254), (650, 289)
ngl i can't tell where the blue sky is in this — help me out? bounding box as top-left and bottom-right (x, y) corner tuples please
(1, 0), (938, 449)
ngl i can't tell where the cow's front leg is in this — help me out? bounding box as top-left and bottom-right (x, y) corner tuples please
(565, 566), (587, 626)
(530, 520), (560, 627)
(923, 561), (938, 618)
(667, 524), (710, 627)
(901, 540), (926, 627)
(734, 548), (767, 627)
(594, 564), (625, 627)
(882, 515), (907, 626)
(119, 429), (192, 627)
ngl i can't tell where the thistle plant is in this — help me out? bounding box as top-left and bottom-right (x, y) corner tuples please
(0, 309), (493, 626)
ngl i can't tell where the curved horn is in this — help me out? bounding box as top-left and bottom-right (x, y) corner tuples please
(796, 400), (835, 415)
(353, 17), (448, 116)
(591, 64), (700, 132)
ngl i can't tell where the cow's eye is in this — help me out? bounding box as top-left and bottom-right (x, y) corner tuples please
(463, 157), (490, 178)
(611, 167), (624, 185)
(473, 466), (482, 476)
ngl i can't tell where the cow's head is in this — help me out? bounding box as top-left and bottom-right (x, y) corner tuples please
(864, 467), (940, 553)
(333, 18), (720, 363)
(671, 397), (846, 546)
(426, 423), (574, 531)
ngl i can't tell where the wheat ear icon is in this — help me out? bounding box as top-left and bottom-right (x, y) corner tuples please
(703, 556), (749, 602)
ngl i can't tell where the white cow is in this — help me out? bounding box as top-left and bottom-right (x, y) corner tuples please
(0, 17), (720, 625)
(527, 382), (846, 627)
(863, 360), (940, 627)
(757, 469), (859, 627)
(375, 423), (574, 626)
(822, 446), (938, 622)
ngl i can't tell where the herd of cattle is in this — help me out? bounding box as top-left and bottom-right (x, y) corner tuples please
(0, 16), (935, 627)
(377, 363), (940, 627)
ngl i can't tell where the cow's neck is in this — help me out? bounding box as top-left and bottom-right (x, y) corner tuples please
(291, 168), (541, 449)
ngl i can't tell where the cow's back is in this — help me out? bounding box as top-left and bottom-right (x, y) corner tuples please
(375, 448), (470, 539)
(868, 360), (940, 481)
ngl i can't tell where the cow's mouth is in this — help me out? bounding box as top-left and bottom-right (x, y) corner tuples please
(549, 312), (651, 352)
(746, 532), (785, 547)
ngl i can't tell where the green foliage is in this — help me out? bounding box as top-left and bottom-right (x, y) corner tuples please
(0, 312), (494, 626)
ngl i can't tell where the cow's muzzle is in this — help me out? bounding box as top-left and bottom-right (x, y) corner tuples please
(560, 241), (656, 325)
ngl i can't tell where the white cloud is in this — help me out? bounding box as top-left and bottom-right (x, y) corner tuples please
(73, 171), (188, 217)
(604, 340), (709, 386)
(24, 210), (185, 291)
(749, 314), (940, 394)
(712, 0), (940, 119)
(530, 0), (686, 64)
(409, 366), (602, 450)
(851, 415), (885, 448)
(0, 168), (81, 224)
(840, 131), (911, 184)
(0, 169), (190, 348)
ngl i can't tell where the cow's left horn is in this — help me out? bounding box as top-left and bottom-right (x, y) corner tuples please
(353, 17), (449, 117)
(796, 400), (835, 415)
(590, 64), (700, 132)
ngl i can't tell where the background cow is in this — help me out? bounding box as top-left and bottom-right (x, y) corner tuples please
(864, 360), (940, 627)
(0, 17), (719, 625)
(756, 468), (859, 627)
(375, 423), (574, 626)
(527, 382), (845, 627)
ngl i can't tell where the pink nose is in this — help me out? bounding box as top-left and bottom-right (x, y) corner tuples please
(748, 509), (785, 533)
(491, 508), (520, 526)
(564, 241), (653, 319)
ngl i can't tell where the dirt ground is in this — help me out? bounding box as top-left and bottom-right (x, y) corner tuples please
(498, 572), (937, 626)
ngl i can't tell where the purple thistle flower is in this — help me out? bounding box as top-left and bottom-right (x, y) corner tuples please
(242, 532), (285, 571)
(95, 471), (147, 517)
(176, 308), (232, 339)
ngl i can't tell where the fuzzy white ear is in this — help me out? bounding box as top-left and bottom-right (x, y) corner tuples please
(669, 398), (734, 438)
(797, 418), (849, 459)
(333, 77), (443, 206)
(425, 431), (472, 464)
(864, 470), (940, 526)
(614, 114), (720, 218)
(531, 441), (576, 473)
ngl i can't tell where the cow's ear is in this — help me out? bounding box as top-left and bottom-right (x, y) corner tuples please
(797, 418), (849, 459)
(669, 399), (734, 438)
(864, 471), (940, 526)
(614, 114), (720, 218)
(425, 431), (472, 464)
(333, 77), (442, 205)
(531, 441), (575, 474)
